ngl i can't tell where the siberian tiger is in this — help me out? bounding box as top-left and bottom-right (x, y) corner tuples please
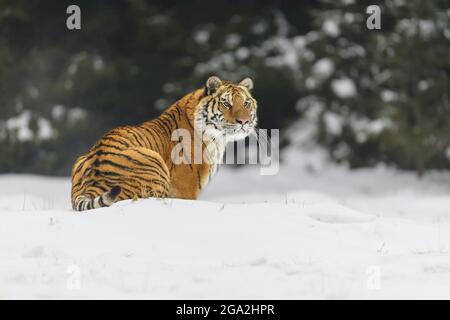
(71, 76), (258, 211)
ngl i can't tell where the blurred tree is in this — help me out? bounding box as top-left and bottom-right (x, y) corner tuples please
(0, 0), (314, 175)
(296, 0), (450, 175)
(0, 0), (448, 176)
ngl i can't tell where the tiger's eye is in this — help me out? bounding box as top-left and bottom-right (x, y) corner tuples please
(222, 101), (231, 108)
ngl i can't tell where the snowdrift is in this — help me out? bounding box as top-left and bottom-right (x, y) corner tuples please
(1, 151), (450, 299)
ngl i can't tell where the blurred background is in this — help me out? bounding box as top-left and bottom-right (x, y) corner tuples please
(0, 0), (448, 176)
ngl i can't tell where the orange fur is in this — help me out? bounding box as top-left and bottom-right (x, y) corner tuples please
(71, 76), (257, 211)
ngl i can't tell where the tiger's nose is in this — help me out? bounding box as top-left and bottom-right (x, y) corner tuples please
(236, 117), (250, 125)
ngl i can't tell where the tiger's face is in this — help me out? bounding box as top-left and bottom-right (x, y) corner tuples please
(196, 76), (258, 142)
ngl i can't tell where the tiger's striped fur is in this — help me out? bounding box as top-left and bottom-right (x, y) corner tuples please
(71, 76), (258, 211)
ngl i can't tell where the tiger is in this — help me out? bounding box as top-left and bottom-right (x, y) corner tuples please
(71, 76), (258, 211)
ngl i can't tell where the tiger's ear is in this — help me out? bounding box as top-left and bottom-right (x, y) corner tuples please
(239, 77), (254, 91)
(205, 76), (222, 95)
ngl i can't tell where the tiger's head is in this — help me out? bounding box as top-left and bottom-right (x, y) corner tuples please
(195, 76), (258, 142)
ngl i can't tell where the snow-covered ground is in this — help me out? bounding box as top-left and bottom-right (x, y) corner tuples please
(1, 149), (450, 299)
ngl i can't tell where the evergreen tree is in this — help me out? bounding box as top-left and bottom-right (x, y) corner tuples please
(297, 0), (450, 174)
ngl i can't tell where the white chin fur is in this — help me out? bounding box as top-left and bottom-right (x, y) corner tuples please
(225, 130), (249, 142)
(202, 126), (251, 143)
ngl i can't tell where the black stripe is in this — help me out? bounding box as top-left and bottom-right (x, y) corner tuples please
(139, 125), (162, 153)
(184, 112), (195, 131)
(135, 129), (150, 148)
(197, 170), (202, 190)
(95, 142), (125, 152)
(173, 106), (182, 120)
(96, 150), (159, 171)
(122, 189), (134, 198)
(135, 128), (153, 148)
(102, 136), (130, 148)
(165, 111), (178, 126)
(123, 127), (147, 147)
(119, 127), (140, 145)
(73, 157), (89, 176)
(93, 184), (108, 193)
(154, 118), (172, 137)
(98, 195), (105, 207)
(98, 159), (166, 181)
(95, 169), (121, 177)
(95, 177), (138, 195)
(132, 149), (170, 179)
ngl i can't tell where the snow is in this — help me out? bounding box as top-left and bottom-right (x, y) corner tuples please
(323, 112), (343, 136)
(381, 90), (398, 102)
(349, 116), (393, 143)
(193, 29), (211, 45)
(51, 105), (87, 123)
(5, 111), (33, 141)
(322, 19), (340, 37)
(313, 58), (334, 78)
(37, 118), (54, 140)
(4, 111), (54, 141)
(1, 149), (450, 299)
(396, 19), (437, 38)
(331, 78), (356, 98)
(225, 34), (241, 49)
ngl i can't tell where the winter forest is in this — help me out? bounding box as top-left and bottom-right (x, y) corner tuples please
(1, 0), (448, 176)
